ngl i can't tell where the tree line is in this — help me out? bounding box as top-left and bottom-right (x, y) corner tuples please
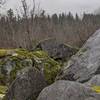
(0, 1), (100, 49)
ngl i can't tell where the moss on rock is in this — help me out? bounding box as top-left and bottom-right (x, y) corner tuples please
(32, 51), (61, 84)
(92, 86), (100, 93)
(0, 49), (17, 58)
(0, 49), (61, 85)
(15, 50), (61, 84)
(0, 85), (7, 100)
(0, 49), (7, 58)
(0, 85), (7, 94)
(0, 85), (8, 100)
(0, 49), (33, 85)
(44, 58), (61, 84)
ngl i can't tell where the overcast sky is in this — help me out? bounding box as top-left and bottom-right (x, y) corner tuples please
(4, 0), (100, 15)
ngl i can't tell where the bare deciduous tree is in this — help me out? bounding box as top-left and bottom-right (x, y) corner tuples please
(0, 0), (6, 6)
(21, 0), (32, 49)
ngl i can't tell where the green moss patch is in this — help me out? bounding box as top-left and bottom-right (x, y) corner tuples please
(0, 85), (7, 100)
(0, 49), (11, 58)
(44, 58), (61, 84)
(0, 85), (7, 94)
(92, 86), (100, 93)
(32, 51), (61, 84)
(0, 49), (61, 85)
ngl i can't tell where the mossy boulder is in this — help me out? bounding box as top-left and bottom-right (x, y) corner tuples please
(0, 56), (33, 85)
(0, 49), (61, 85)
(15, 49), (61, 84)
(30, 50), (61, 84)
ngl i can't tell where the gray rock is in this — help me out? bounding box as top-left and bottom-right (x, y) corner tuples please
(37, 80), (100, 100)
(57, 29), (100, 83)
(85, 75), (100, 86)
(0, 57), (33, 85)
(1, 58), (33, 76)
(36, 38), (78, 60)
(4, 67), (47, 100)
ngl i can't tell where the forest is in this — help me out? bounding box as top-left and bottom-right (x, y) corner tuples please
(0, 0), (100, 49)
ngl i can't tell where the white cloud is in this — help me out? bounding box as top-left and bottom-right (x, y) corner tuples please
(3, 0), (100, 15)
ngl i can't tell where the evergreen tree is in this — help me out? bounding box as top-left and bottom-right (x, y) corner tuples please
(52, 13), (58, 25)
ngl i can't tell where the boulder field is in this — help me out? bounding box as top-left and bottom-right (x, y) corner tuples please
(0, 43), (77, 100)
(0, 49), (62, 100)
(1, 30), (100, 100)
(57, 29), (100, 83)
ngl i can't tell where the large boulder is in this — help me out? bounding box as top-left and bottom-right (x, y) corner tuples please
(36, 39), (78, 60)
(56, 29), (100, 83)
(4, 67), (47, 100)
(0, 49), (61, 85)
(32, 50), (61, 84)
(37, 80), (100, 100)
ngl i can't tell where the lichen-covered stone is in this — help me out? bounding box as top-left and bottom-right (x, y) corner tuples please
(57, 29), (100, 83)
(32, 51), (61, 84)
(0, 49), (61, 85)
(15, 50), (61, 84)
(0, 55), (33, 85)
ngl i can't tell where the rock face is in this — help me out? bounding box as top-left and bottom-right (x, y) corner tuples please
(4, 67), (47, 100)
(37, 80), (100, 100)
(57, 29), (100, 83)
(36, 39), (78, 60)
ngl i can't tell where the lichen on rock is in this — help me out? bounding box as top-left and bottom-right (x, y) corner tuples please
(31, 50), (61, 84)
(0, 49), (61, 85)
(92, 86), (100, 93)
